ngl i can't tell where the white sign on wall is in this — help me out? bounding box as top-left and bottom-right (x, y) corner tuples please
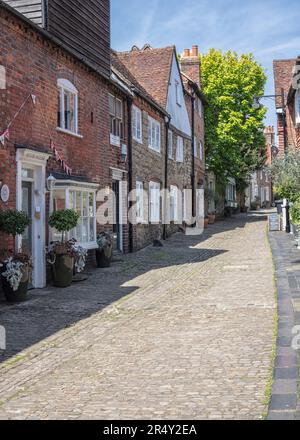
(0, 184), (10, 203)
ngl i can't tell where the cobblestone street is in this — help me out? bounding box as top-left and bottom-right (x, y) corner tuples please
(0, 213), (276, 420)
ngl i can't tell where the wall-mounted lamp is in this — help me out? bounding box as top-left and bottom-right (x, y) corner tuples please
(47, 174), (57, 191)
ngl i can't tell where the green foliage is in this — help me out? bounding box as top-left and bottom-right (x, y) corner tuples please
(201, 49), (267, 184)
(271, 150), (300, 202)
(290, 197), (300, 224)
(0, 210), (30, 238)
(49, 210), (79, 242)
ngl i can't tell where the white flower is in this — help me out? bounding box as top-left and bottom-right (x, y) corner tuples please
(2, 258), (24, 291)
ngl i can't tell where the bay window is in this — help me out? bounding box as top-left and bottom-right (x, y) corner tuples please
(51, 186), (97, 248)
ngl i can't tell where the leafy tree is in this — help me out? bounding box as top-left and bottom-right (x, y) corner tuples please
(271, 150), (300, 202)
(201, 49), (267, 185)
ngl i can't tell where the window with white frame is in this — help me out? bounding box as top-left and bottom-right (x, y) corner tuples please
(148, 117), (161, 152)
(132, 105), (142, 142)
(136, 181), (144, 223)
(199, 141), (204, 161)
(175, 80), (182, 106)
(194, 136), (198, 157)
(295, 90), (300, 125)
(168, 130), (173, 159)
(170, 185), (179, 222)
(57, 79), (78, 134)
(149, 181), (161, 223)
(176, 136), (184, 162)
(51, 188), (96, 247)
(109, 94), (124, 142)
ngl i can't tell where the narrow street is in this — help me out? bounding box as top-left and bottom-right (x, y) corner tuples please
(0, 213), (276, 420)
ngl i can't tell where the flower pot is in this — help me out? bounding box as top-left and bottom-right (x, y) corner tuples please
(208, 214), (216, 225)
(52, 254), (74, 288)
(204, 218), (209, 229)
(96, 248), (112, 268)
(1, 264), (30, 303)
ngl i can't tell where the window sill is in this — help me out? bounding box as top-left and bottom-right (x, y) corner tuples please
(133, 136), (143, 144)
(56, 127), (83, 139)
(77, 242), (98, 250)
(148, 146), (161, 155)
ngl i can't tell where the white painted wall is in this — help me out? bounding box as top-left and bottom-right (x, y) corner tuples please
(166, 53), (191, 137)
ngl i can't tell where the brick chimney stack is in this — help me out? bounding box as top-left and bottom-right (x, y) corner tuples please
(181, 45), (201, 87)
(264, 126), (275, 165)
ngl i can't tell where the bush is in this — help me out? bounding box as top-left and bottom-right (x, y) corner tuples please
(0, 210), (30, 238)
(49, 210), (79, 242)
(291, 197), (300, 225)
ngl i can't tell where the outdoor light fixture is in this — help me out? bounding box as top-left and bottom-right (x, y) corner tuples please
(46, 174), (56, 191)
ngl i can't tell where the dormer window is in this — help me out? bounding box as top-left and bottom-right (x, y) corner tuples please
(295, 89), (300, 126)
(57, 79), (79, 135)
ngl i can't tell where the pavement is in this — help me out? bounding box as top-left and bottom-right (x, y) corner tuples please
(0, 212), (276, 420)
(268, 229), (300, 420)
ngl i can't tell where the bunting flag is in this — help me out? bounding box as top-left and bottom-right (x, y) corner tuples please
(0, 128), (9, 147)
(50, 140), (72, 176)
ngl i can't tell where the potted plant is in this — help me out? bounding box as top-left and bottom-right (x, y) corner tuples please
(96, 232), (113, 268)
(208, 211), (216, 225)
(0, 210), (32, 303)
(48, 209), (80, 288)
(204, 217), (209, 229)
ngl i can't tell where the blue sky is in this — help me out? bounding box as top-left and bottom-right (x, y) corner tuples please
(111, 0), (300, 131)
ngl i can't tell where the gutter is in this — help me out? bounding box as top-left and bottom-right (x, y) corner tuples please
(163, 116), (171, 241)
(127, 96), (134, 253)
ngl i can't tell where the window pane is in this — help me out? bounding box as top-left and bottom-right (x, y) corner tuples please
(89, 218), (95, 242)
(116, 99), (122, 119)
(57, 91), (62, 127)
(82, 219), (89, 243)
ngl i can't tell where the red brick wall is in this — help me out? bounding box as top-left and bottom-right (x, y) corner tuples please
(273, 59), (298, 154)
(0, 7), (130, 255)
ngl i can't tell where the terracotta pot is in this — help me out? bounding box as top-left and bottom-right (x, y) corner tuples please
(208, 214), (216, 225)
(204, 218), (209, 229)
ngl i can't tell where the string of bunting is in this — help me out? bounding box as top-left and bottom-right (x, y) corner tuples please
(0, 92), (72, 175)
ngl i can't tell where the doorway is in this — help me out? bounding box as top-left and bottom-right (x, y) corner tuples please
(16, 149), (50, 288)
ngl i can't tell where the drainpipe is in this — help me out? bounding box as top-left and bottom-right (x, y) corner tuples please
(191, 92), (196, 225)
(127, 97), (134, 253)
(163, 116), (171, 241)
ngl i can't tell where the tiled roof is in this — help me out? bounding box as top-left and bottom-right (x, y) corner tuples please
(115, 46), (175, 109)
(111, 50), (168, 116)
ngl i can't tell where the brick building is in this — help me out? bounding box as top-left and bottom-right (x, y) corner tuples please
(115, 44), (206, 248)
(248, 126), (274, 209)
(0, 0), (206, 289)
(0, 0), (131, 289)
(273, 56), (300, 154)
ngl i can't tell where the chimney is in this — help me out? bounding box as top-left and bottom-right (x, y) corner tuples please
(192, 45), (199, 57)
(181, 45), (201, 87)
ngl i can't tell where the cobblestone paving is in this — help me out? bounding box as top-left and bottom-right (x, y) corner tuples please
(0, 213), (276, 420)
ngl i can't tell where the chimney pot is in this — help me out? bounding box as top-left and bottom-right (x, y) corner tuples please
(184, 49), (190, 58)
(192, 45), (199, 57)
